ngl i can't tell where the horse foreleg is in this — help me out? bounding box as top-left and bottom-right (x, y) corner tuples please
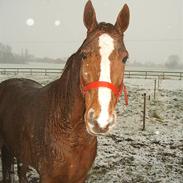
(1, 146), (15, 183)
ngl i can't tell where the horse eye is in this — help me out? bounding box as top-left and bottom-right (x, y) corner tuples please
(122, 56), (128, 64)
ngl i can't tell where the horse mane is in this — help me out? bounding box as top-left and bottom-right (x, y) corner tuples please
(46, 51), (84, 126)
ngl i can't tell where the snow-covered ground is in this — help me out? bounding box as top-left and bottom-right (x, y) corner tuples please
(0, 74), (182, 183)
(87, 79), (183, 183)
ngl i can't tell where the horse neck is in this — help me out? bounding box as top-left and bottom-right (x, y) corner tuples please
(47, 53), (86, 130)
(42, 53), (96, 149)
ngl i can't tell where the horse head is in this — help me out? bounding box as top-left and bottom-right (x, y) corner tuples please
(79, 0), (130, 136)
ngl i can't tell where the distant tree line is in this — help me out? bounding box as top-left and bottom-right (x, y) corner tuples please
(0, 42), (66, 64)
(0, 42), (31, 64)
(128, 54), (183, 70)
(1, 42), (182, 69)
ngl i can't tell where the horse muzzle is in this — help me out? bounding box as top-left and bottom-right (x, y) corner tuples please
(85, 109), (116, 136)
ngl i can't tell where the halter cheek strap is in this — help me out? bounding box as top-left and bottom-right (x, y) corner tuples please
(81, 81), (128, 106)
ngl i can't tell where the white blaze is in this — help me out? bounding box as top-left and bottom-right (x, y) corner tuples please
(97, 34), (114, 128)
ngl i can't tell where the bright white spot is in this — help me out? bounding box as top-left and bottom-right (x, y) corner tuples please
(155, 131), (160, 135)
(97, 34), (114, 128)
(54, 20), (61, 26)
(167, 25), (172, 29)
(26, 18), (35, 26)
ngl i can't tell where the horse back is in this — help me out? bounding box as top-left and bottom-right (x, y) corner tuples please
(0, 78), (42, 117)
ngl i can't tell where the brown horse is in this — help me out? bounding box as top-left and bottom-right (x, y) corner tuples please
(0, 1), (130, 182)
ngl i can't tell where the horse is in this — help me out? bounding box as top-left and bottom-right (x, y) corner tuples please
(0, 1), (130, 182)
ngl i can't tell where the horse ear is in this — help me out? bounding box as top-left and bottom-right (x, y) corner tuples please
(83, 0), (98, 32)
(115, 4), (130, 34)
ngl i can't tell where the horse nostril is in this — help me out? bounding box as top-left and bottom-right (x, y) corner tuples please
(89, 111), (94, 119)
(88, 110), (95, 125)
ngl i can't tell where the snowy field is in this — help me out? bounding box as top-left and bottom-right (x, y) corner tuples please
(0, 74), (182, 183)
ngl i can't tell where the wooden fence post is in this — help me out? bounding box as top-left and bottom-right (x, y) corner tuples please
(142, 93), (146, 131)
(154, 79), (157, 100)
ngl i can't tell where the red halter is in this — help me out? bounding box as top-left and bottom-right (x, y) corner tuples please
(81, 81), (128, 106)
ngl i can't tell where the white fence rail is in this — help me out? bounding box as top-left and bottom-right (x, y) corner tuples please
(0, 68), (182, 80)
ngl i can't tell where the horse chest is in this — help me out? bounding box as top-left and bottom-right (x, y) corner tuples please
(69, 141), (97, 170)
(39, 138), (97, 182)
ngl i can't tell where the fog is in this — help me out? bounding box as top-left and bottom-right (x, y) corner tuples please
(0, 0), (182, 64)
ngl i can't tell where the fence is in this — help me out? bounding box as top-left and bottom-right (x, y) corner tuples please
(125, 70), (182, 80)
(0, 67), (182, 80)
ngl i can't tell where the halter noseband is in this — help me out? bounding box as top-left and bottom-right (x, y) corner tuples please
(81, 81), (128, 106)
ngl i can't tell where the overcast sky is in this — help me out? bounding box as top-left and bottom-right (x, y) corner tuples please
(0, 0), (182, 64)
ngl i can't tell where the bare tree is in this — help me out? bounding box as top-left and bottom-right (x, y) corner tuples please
(165, 55), (183, 69)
